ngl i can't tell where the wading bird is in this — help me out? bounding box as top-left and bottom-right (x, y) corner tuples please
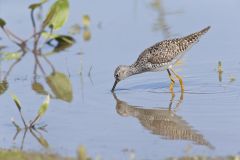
(112, 26), (210, 93)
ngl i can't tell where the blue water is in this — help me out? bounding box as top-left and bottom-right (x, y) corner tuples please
(1, 0), (240, 159)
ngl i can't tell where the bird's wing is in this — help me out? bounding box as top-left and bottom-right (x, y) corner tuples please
(134, 26), (210, 67)
(145, 39), (185, 65)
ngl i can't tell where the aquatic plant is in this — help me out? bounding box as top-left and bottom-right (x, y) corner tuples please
(0, 0), (93, 102)
(10, 94), (50, 149)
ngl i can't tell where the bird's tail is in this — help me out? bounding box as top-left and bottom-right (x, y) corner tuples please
(183, 26), (211, 44)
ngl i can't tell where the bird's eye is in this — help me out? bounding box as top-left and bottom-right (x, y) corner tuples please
(115, 74), (119, 78)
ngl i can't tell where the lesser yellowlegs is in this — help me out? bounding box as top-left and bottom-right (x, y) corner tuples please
(111, 26), (210, 92)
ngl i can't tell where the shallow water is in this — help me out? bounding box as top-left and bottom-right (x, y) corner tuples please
(1, 0), (240, 159)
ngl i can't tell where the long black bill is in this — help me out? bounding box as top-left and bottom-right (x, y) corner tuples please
(111, 80), (119, 92)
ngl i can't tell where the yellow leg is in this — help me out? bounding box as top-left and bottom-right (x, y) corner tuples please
(168, 88), (175, 110)
(170, 68), (184, 92)
(167, 69), (175, 97)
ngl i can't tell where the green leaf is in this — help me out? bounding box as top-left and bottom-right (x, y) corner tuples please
(0, 51), (21, 61)
(51, 36), (75, 52)
(43, 0), (69, 30)
(46, 72), (73, 102)
(0, 18), (6, 28)
(43, 32), (75, 52)
(29, 0), (48, 10)
(38, 95), (50, 117)
(42, 31), (59, 39)
(42, 32), (75, 44)
(11, 94), (22, 112)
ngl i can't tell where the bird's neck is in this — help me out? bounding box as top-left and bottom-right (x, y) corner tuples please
(127, 65), (142, 77)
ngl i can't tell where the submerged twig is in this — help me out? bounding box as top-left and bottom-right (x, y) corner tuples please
(19, 110), (27, 128)
(20, 128), (28, 150)
(29, 114), (40, 128)
(42, 54), (56, 73)
(34, 55), (46, 76)
(11, 118), (21, 132)
(30, 9), (37, 37)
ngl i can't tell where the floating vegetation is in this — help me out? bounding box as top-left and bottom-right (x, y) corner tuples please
(216, 61), (236, 83)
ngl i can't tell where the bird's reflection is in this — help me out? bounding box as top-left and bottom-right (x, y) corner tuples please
(112, 92), (214, 149)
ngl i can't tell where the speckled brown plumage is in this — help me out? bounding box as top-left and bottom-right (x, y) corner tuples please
(131, 26), (210, 72)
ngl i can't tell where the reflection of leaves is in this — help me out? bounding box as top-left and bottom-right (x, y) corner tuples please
(0, 51), (21, 61)
(38, 95), (50, 117)
(0, 18), (6, 28)
(30, 129), (49, 148)
(68, 24), (81, 35)
(29, 0), (48, 10)
(0, 81), (8, 95)
(38, 135), (49, 148)
(82, 15), (91, 41)
(82, 15), (90, 28)
(46, 72), (73, 102)
(30, 95), (50, 127)
(32, 82), (48, 95)
(43, 0), (69, 30)
(83, 29), (91, 41)
(11, 94), (22, 112)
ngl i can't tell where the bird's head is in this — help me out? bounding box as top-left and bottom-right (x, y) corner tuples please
(111, 65), (130, 91)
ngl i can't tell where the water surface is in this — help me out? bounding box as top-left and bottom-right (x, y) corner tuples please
(1, 0), (240, 159)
